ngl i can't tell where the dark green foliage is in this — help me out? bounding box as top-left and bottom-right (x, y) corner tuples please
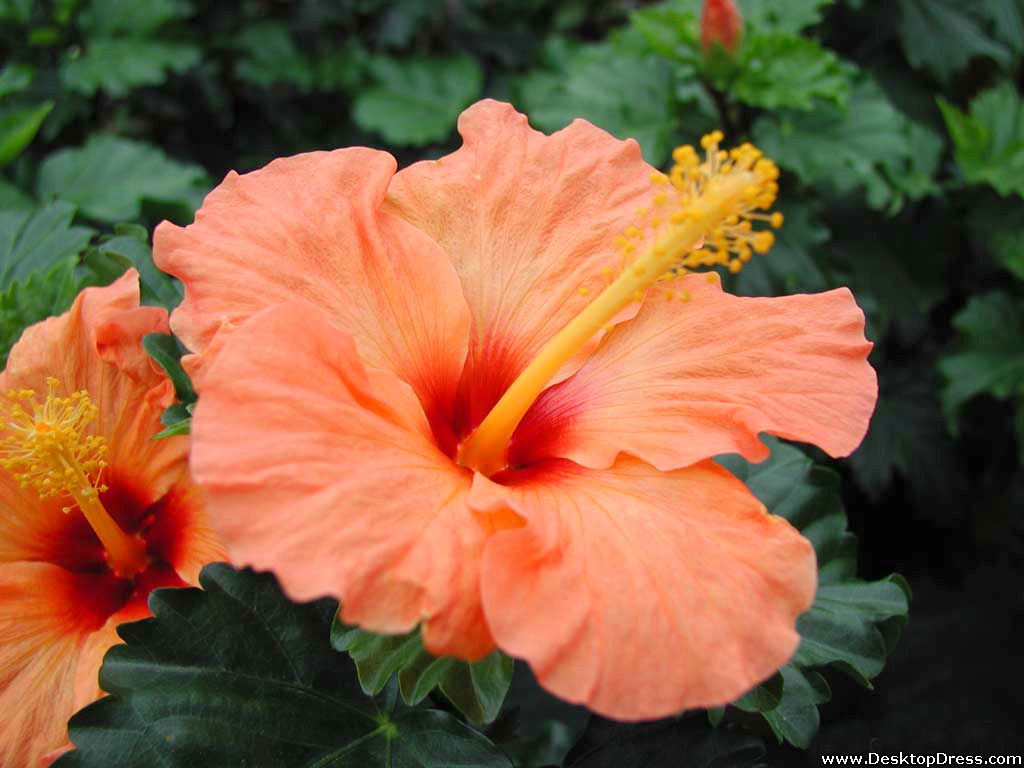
(719, 440), (910, 747)
(563, 715), (766, 767)
(36, 135), (207, 223)
(939, 293), (1024, 428)
(54, 564), (513, 768)
(939, 81), (1024, 197)
(331, 619), (514, 726)
(1, 0), (1021, 759)
(142, 331), (196, 437)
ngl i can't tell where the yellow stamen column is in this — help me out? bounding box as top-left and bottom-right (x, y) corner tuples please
(457, 134), (781, 476)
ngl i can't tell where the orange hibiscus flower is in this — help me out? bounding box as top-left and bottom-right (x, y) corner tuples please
(0, 271), (224, 765)
(154, 100), (876, 720)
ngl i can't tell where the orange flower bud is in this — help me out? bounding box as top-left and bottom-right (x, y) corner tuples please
(700, 0), (743, 54)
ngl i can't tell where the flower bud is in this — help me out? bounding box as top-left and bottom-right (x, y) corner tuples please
(700, 0), (743, 55)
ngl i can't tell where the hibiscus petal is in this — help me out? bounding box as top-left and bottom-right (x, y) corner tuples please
(0, 272), (190, 563)
(153, 149), (471, 438)
(0, 561), (113, 766)
(190, 301), (494, 659)
(472, 457), (816, 720)
(142, 480), (227, 585)
(512, 274), (876, 470)
(384, 100), (657, 434)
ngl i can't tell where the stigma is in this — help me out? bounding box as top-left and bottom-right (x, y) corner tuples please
(1, 379), (147, 577)
(614, 130), (782, 283)
(457, 132), (783, 477)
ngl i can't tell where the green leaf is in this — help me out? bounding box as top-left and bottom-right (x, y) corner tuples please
(152, 414), (190, 438)
(77, 0), (193, 36)
(0, 100), (53, 166)
(37, 135), (207, 223)
(0, 62), (33, 97)
(628, 2), (699, 65)
(939, 81), (1024, 198)
(61, 39), (200, 97)
(90, 230), (182, 307)
(516, 44), (682, 165)
(983, 0), (1024, 55)
(732, 671), (783, 713)
(719, 439), (910, 746)
(0, 258), (82, 365)
(55, 564), (512, 768)
(731, 34), (849, 111)
(969, 195), (1024, 279)
(331, 618), (514, 725)
(0, 177), (35, 210)
(738, 0), (836, 33)
(564, 714), (766, 767)
(938, 292), (1024, 424)
(0, 0), (31, 23)
(234, 23), (316, 91)
(60, 0), (198, 98)
(760, 666), (830, 748)
(753, 77), (939, 212)
(314, 44), (368, 92)
(354, 55), (483, 146)
(0, 201), (94, 287)
(143, 331), (195, 438)
(142, 333), (194, 402)
(898, 0), (1014, 83)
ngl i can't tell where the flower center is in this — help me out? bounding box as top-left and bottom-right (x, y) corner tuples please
(457, 132), (782, 476)
(1, 378), (148, 578)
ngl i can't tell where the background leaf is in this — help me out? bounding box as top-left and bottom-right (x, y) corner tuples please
(516, 43), (685, 165)
(353, 55), (484, 146)
(731, 34), (849, 110)
(939, 81), (1024, 198)
(62, 40), (200, 97)
(0, 201), (94, 286)
(36, 135), (207, 222)
(938, 292), (1024, 425)
(0, 100), (53, 166)
(753, 78), (938, 212)
(234, 23), (316, 92)
(0, 258), (81, 364)
(898, 0), (1014, 83)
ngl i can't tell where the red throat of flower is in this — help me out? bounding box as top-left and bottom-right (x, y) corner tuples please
(701, 0), (744, 54)
(1, 379), (148, 578)
(457, 132), (782, 476)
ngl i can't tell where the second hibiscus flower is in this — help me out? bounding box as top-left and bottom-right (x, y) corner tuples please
(154, 100), (876, 720)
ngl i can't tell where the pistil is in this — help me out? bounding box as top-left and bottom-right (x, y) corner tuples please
(457, 133), (781, 476)
(1, 379), (147, 577)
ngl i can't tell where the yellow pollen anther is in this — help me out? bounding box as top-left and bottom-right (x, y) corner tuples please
(457, 131), (782, 476)
(1, 380), (147, 578)
(578, 286), (590, 296)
